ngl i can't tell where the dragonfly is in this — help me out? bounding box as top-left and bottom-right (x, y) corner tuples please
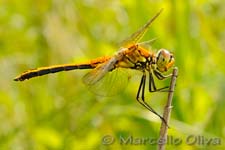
(14, 9), (175, 125)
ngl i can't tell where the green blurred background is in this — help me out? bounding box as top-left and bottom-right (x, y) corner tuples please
(0, 0), (224, 150)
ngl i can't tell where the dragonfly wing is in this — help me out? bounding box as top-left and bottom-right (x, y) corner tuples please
(83, 57), (117, 85)
(83, 68), (131, 96)
(137, 38), (158, 51)
(138, 38), (157, 46)
(119, 9), (163, 47)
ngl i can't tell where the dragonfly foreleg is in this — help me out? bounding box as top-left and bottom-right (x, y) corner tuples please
(153, 70), (172, 80)
(149, 71), (169, 92)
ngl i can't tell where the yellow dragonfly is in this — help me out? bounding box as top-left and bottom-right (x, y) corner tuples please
(14, 9), (175, 124)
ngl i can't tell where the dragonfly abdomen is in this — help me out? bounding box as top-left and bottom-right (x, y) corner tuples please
(14, 63), (94, 81)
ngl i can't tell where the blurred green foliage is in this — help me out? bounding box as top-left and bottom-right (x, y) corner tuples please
(0, 0), (225, 150)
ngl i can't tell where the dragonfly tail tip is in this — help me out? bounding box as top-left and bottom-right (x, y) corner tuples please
(13, 78), (19, 81)
(13, 76), (23, 81)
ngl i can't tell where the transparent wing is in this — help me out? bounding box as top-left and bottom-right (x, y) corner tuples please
(138, 38), (157, 49)
(83, 63), (109, 86)
(83, 68), (131, 96)
(83, 57), (118, 85)
(119, 9), (163, 47)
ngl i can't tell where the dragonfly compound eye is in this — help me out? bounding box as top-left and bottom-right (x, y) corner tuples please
(156, 49), (174, 72)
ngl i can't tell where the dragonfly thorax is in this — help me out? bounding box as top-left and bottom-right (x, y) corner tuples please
(155, 49), (174, 72)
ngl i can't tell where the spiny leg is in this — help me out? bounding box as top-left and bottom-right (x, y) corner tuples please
(149, 71), (169, 92)
(153, 70), (172, 80)
(136, 72), (167, 125)
(136, 73), (153, 110)
(136, 74), (155, 114)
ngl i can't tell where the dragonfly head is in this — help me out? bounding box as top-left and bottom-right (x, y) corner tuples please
(156, 49), (174, 72)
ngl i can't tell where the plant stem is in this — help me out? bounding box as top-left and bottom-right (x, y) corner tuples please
(158, 67), (178, 150)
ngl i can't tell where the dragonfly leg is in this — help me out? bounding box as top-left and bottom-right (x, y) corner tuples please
(136, 72), (168, 126)
(153, 70), (172, 80)
(149, 71), (169, 92)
